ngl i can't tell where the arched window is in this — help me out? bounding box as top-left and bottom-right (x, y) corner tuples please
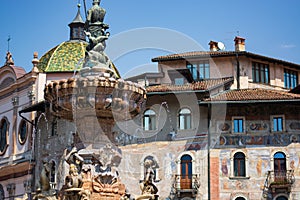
(143, 109), (156, 131)
(18, 120), (27, 144)
(0, 77), (15, 90)
(51, 118), (58, 136)
(235, 197), (246, 200)
(234, 152), (246, 177)
(50, 160), (56, 189)
(178, 108), (191, 130)
(274, 152), (286, 182)
(143, 156), (159, 182)
(0, 118), (9, 154)
(275, 196), (288, 200)
(180, 155), (192, 189)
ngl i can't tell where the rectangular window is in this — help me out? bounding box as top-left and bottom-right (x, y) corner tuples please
(284, 69), (298, 89)
(252, 62), (269, 84)
(233, 117), (244, 133)
(174, 78), (184, 85)
(272, 116), (284, 132)
(187, 60), (210, 81)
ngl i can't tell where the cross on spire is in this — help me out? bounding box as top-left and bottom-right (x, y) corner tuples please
(7, 35), (11, 52)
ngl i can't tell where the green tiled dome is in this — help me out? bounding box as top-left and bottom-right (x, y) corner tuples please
(37, 41), (87, 72)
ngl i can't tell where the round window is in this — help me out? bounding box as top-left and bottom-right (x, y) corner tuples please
(18, 120), (27, 144)
(0, 119), (8, 154)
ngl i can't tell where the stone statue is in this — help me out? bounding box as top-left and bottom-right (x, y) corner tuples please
(84, 0), (109, 52)
(40, 160), (52, 192)
(5, 51), (14, 66)
(66, 164), (83, 189)
(64, 164), (83, 200)
(65, 147), (84, 174)
(33, 160), (57, 200)
(82, 0), (120, 78)
(85, 0), (108, 28)
(136, 159), (158, 200)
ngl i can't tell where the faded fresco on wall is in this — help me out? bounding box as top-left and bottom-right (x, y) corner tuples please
(163, 152), (176, 180)
(248, 150), (270, 177)
(288, 148), (300, 176)
(217, 133), (300, 147)
(219, 150), (230, 177)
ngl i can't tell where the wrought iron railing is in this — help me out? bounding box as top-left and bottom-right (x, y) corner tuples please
(262, 170), (294, 197)
(174, 174), (200, 191)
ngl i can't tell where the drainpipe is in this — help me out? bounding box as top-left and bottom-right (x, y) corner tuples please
(207, 103), (211, 200)
(236, 53), (240, 90)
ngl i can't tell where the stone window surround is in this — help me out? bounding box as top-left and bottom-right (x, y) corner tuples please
(231, 116), (246, 134)
(0, 117), (9, 156)
(177, 107), (192, 131)
(229, 149), (249, 179)
(270, 150), (290, 171)
(18, 119), (28, 145)
(270, 115), (285, 133)
(143, 109), (157, 131)
(139, 154), (160, 182)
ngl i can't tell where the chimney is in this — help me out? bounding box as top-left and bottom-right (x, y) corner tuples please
(234, 36), (245, 51)
(209, 41), (218, 51)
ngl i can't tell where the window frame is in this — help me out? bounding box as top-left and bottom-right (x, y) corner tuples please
(271, 115), (285, 132)
(180, 154), (193, 189)
(235, 197), (247, 200)
(284, 68), (298, 89)
(252, 62), (270, 84)
(0, 117), (9, 155)
(232, 116), (245, 133)
(233, 152), (246, 177)
(230, 151), (249, 179)
(187, 60), (210, 81)
(178, 108), (192, 130)
(18, 120), (28, 145)
(49, 160), (57, 189)
(143, 109), (157, 131)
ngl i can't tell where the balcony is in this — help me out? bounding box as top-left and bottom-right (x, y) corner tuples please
(263, 170), (295, 198)
(173, 174), (200, 198)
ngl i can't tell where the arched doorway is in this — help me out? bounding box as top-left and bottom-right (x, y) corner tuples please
(274, 152), (286, 182)
(235, 197), (246, 200)
(180, 154), (192, 189)
(275, 195), (288, 200)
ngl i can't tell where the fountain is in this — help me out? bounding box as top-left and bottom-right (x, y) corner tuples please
(39, 1), (149, 199)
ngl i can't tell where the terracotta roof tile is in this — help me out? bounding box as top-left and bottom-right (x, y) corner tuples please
(146, 77), (233, 93)
(205, 88), (300, 102)
(152, 51), (300, 68)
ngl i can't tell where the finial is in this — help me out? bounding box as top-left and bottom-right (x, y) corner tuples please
(32, 52), (40, 71)
(5, 51), (14, 66)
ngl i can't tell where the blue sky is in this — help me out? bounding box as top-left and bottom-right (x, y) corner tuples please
(0, 0), (300, 76)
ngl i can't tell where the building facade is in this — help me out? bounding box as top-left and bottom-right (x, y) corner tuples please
(120, 37), (300, 200)
(0, 3), (300, 200)
(25, 36), (300, 200)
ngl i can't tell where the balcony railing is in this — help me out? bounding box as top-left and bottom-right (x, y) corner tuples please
(262, 170), (295, 197)
(173, 174), (200, 197)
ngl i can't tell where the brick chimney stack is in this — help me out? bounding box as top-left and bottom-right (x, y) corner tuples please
(209, 41), (218, 51)
(234, 36), (246, 51)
